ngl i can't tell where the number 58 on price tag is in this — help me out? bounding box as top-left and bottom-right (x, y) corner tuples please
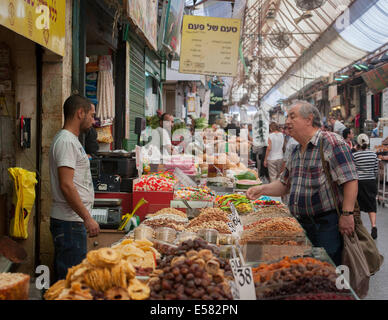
(229, 258), (256, 300)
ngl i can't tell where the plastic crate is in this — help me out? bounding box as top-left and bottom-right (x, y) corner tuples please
(132, 191), (174, 221)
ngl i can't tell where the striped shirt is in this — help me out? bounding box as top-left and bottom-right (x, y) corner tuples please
(280, 130), (358, 217)
(352, 150), (378, 180)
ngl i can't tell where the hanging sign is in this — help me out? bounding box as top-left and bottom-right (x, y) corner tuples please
(0, 0), (66, 56)
(383, 88), (388, 119)
(179, 15), (241, 77)
(126, 0), (158, 50)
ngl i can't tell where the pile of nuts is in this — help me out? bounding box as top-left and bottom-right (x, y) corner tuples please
(186, 210), (232, 234)
(186, 221), (231, 234)
(143, 219), (186, 231)
(148, 249), (233, 300)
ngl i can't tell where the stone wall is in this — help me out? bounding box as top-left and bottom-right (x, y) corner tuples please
(39, 0), (73, 273)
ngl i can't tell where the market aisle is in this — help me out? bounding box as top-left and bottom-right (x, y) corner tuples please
(362, 204), (388, 300)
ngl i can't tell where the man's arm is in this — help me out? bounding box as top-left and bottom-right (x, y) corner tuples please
(58, 167), (100, 237)
(338, 179), (357, 236)
(246, 180), (288, 200)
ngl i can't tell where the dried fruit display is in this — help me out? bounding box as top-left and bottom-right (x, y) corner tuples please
(253, 257), (351, 299)
(283, 292), (355, 300)
(186, 210), (232, 234)
(149, 249), (233, 300)
(44, 243), (158, 300)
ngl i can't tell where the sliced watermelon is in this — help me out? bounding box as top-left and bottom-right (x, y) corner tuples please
(235, 179), (262, 189)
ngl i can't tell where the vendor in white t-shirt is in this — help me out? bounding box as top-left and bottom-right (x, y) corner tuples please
(150, 113), (176, 162)
(49, 94), (100, 281)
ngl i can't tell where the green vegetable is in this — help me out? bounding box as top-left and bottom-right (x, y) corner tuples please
(234, 171), (257, 181)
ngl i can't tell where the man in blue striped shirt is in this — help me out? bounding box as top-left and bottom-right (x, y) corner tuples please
(247, 101), (359, 265)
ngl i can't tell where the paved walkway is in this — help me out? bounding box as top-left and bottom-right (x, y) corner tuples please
(362, 204), (388, 300)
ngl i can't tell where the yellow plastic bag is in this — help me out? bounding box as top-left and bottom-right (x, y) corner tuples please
(8, 168), (38, 239)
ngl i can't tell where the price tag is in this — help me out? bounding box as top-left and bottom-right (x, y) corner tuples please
(229, 258), (256, 300)
(229, 203), (244, 235)
(228, 280), (240, 300)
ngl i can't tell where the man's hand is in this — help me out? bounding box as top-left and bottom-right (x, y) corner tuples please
(84, 217), (100, 237)
(246, 186), (265, 200)
(264, 160), (268, 168)
(339, 215), (355, 236)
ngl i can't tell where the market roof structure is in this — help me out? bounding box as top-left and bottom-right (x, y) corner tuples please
(184, 0), (388, 108)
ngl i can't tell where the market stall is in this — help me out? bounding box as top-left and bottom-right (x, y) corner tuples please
(1, 166), (358, 300)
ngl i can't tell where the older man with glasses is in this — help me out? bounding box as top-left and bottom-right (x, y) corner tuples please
(247, 100), (358, 266)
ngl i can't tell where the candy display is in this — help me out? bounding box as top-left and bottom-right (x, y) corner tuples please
(215, 194), (254, 214)
(134, 174), (176, 192)
(174, 186), (215, 201)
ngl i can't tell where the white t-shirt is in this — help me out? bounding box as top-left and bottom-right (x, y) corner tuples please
(268, 132), (284, 161)
(149, 127), (172, 162)
(49, 129), (94, 222)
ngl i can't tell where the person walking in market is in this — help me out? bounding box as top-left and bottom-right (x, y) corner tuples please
(49, 94), (100, 281)
(264, 122), (284, 182)
(342, 127), (356, 152)
(353, 134), (379, 239)
(247, 100), (358, 266)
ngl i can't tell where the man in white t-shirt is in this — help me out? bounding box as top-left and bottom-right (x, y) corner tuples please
(328, 116), (346, 136)
(149, 113), (175, 163)
(264, 122), (284, 182)
(49, 94), (100, 281)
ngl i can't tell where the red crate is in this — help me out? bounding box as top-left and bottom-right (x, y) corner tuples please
(132, 191), (174, 221)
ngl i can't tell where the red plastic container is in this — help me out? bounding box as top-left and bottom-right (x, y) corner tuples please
(132, 191), (174, 221)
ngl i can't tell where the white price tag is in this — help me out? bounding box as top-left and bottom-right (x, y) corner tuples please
(229, 203), (244, 235)
(229, 258), (256, 300)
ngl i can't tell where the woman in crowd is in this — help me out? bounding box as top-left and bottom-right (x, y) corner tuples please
(264, 122), (284, 182)
(353, 134), (379, 239)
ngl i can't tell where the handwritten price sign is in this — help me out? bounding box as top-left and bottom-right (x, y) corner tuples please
(229, 258), (256, 300)
(228, 203), (244, 236)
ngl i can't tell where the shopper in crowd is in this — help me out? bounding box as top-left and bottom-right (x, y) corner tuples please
(353, 134), (379, 239)
(225, 118), (241, 137)
(342, 127), (356, 151)
(264, 122), (284, 182)
(49, 94), (100, 281)
(247, 100), (358, 266)
(151, 112), (175, 156)
(328, 115), (346, 136)
(372, 119), (379, 138)
(84, 126), (99, 159)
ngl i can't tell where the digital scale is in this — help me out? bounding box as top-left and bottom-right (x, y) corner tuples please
(91, 198), (122, 229)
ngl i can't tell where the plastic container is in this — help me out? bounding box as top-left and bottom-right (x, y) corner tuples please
(219, 234), (237, 245)
(175, 231), (199, 243)
(134, 225), (154, 240)
(197, 229), (219, 245)
(155, 227), (177, 243)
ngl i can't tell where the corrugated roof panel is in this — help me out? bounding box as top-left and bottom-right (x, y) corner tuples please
(336, 0), (388, 52)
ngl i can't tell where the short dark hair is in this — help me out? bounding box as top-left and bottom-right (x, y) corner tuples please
(63, 94), (92, 120)
(342, 128), (351, 139)
(160, 113), (172, 121)
(269, 122), (279, 132)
